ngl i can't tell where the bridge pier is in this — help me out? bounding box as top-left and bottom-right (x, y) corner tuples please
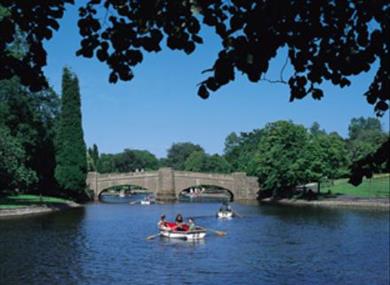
(86, 171), (99, 201)
(232, 172), (258, 200)
(156, 168), (177, 202)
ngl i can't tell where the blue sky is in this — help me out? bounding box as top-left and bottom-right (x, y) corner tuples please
(44, 4), (389, 158)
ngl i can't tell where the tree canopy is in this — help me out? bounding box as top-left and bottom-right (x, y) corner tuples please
(0, 77), (59, 195)
(0, 125), (37, 193)
(92, 143), (231, 174)
(0, 1), (388, 115)
(0, 1), (388, 185)
(347, 117), (389, 185)
(184, 150), (231, 173)
(0, 1), (72, 91)
(224, 129), (263, 174)
(94, 148), (159, 173)
(252, 121), (311, 197)
(165, 142), (204, 170)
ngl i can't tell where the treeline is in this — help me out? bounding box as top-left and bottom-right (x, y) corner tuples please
(224, 119), (388, 197)
(0, 68), (88, 201)
(87, 142), (231, 174)
(89, 118), (388, 197)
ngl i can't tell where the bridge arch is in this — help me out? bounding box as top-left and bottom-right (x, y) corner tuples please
(87, 171), (159, 199)
(98, 184), (152, 200)
(179, 185), (234, 202)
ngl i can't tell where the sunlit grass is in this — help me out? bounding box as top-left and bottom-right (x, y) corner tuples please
(0, 194), (72, 209)
(321, 174), (390, 198)
(0, 205), (26, 209)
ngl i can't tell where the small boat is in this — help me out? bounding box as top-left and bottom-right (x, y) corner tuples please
(217, 210), (233, 218)
(159, 222), (207, 240)
(182, 191), (199, 200)
(140, 195), (155, 205)
(159, 228), (207, 240)
(217, 202), (235, 218)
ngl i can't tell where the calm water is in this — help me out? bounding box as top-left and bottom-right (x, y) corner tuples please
(1, 202), (389, 285)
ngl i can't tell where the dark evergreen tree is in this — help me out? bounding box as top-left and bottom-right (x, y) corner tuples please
(87, 144), (100, 171)
(55, 67), (87, 200)
(91, 144), (99, 167)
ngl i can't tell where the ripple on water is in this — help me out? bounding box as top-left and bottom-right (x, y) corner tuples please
(0, 203), (389, 285)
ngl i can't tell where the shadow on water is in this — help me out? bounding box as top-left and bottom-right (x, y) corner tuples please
(0, 208), (86, 284)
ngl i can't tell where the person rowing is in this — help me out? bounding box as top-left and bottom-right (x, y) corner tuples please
(157, 214), (184, 231)
(174, 213), (188, 231)
(188, 218), (196, 231)
(158, 214), (170, 231)
(149, 215), (225, 240)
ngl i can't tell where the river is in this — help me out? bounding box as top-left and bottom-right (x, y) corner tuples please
(0, 201), (389, 284)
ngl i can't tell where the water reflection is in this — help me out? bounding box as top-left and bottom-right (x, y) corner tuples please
(159, 236), (206, 247)
(0, 203), (389, 285)
(100, 193), (151, 204)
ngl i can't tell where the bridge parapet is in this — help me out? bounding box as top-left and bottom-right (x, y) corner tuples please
(98, 171), (158, 179)
(174, 170), (235, 180)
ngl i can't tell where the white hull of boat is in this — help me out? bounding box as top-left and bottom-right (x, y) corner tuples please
(217, 211), (233, 218)
(140, 200), (151, 205)
(159, 229), (207, 240)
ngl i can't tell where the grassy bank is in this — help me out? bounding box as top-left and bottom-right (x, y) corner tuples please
(321, 174), (390, 198)
(0, 194), (72, 210)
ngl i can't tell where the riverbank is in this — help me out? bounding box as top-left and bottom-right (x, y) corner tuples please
(261, 196), (390, 210)
(0, 194), (82, 218)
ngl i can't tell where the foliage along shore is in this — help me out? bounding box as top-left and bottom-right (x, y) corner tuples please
(260, 174), (389, 210)
(0, 194), (81, 218)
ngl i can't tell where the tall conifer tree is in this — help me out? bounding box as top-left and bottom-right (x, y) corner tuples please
(55, 67), (87, 199)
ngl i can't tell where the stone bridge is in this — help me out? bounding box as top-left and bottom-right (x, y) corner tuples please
(86, 168), (259, 202)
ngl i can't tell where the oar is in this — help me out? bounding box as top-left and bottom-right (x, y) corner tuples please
(233, 210), (243, 218)
(146, 233), (160, 240)
(206, 228), (226, 236)
(129, 200), (141, 205)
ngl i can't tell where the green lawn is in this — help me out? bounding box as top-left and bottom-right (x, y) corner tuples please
(321, 174), (390, 198)
(0, 194), (72, 209)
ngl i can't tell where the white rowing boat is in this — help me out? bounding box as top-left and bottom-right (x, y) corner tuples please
(140, 200), (151, 205)
(159, 227), (207, 240)
(217, 211), (233, 218)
